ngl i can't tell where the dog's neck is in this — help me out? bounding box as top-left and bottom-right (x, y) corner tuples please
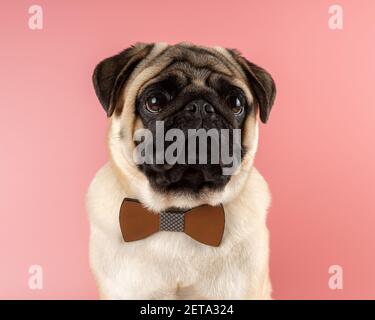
(123, 197), (202, 214)
(110, 159), (253, 213)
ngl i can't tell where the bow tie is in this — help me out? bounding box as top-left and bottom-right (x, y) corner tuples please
(119, 198), (225, 247)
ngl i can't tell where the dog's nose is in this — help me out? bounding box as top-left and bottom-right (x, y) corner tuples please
(184, 99), (215, 115)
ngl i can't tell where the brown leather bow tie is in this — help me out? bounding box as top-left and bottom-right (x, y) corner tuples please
(119, 198), (225, 247)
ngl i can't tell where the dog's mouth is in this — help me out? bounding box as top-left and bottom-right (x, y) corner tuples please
(135, 127), (241, 193)
(140, 163), (231, 193)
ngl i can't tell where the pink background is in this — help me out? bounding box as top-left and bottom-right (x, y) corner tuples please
(1, 0), (374, 299)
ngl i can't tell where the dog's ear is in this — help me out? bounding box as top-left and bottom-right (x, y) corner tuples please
(228, 49), (276, 123)
(92, 43), (153, 117)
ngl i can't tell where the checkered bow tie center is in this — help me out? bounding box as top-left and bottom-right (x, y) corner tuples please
(119, 198), (225, 247)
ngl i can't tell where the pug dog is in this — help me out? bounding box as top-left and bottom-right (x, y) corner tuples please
(87, 42), (276, 299)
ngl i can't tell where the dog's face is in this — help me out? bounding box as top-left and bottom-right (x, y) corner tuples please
(92, 43), (276, 207)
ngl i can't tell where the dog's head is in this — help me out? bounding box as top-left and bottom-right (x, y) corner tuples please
(92, 43), (276, 210)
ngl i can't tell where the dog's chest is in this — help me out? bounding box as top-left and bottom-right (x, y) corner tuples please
(87, 163), (270, 299)
(95, 231), (253, 299)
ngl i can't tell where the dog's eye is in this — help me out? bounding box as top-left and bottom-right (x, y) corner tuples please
(227, 94), (245, 115)
(145, 92), (168, 113)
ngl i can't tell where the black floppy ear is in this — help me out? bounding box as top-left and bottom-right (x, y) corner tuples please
(92, 43), (153, 117)
(228, 49), (276, 123)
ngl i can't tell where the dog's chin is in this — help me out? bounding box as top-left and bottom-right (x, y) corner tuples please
(140, 164), (231, 196)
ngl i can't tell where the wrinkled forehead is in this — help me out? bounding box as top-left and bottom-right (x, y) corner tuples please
(138, 44), (248, 93)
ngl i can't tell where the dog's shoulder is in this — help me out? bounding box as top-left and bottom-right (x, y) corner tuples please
(86, 162), (126, 231)
(226, 167), (271, 227)
(248, 167), (271, 209)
